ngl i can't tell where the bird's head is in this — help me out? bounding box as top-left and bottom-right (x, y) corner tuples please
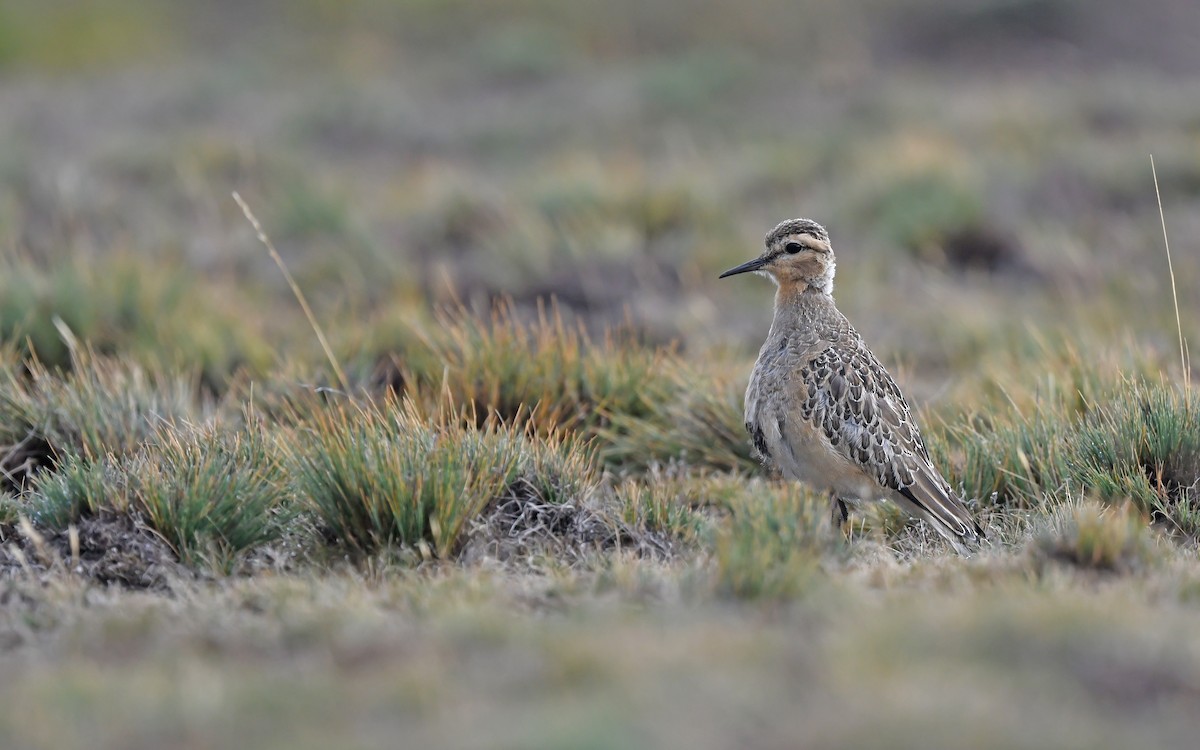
(719, 218), (835, 295)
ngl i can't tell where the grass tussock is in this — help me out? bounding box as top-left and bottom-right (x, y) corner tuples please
(0, 349), (202, 489)
(1032, 499), (1158, 574)
(599, 364), (757, 473)
(459, 424), (615, 565)
(30, 420), (290, 572)
(942, 406), (1072, 509)
(615, 474), (710, 547)
(0, 489), (19, 525)
(715, 481), (828, 600)
(402, 302), (672, 436)
(390, 303), (756, 475)
(1074, 384), (1200, 534)
(937, 379), (1200, 536)
(29, 452), (121, 526)
(286, 395), (598, 559)
(615, 469), (774, 549)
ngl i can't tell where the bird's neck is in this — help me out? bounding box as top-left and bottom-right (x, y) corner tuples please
(769, 283), (836, 337)
(774, 280), (834, 316)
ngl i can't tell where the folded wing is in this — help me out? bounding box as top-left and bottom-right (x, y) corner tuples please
(796, 335), (984, 545)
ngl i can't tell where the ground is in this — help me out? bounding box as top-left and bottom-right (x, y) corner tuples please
(1, 1), (1200, 748)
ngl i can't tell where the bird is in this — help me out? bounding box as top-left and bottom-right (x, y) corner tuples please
(720, 218), (984, 553)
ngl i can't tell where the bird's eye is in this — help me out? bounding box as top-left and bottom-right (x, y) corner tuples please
(784, 241), (804, 254)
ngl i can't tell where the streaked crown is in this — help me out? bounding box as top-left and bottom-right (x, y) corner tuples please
(765, 218), (828, 248)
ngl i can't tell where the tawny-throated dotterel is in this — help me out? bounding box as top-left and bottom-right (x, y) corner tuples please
(720, 218), (984, 552)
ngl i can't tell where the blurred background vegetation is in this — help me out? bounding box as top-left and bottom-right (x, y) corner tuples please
(0, 0), (1196, 395)
(2, 1), (1200, 748)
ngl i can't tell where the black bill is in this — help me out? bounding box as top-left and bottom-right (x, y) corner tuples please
(718, 256), (768, 278)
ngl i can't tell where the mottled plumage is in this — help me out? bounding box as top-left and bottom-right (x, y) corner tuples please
(722, 218), (983, 552)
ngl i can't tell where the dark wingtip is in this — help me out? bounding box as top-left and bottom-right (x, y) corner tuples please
(898, 485), (985, 549)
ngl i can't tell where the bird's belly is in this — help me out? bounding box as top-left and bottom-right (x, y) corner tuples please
(756, 409), (882, 502)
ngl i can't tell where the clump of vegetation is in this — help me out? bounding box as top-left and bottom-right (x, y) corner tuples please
(599, 364), (756, 473)
(870, 170), (980, 252)
(132, 423), (291, 571)
(861, 166), (1025, 273)
(287, 395), (596, 559)
(0, 349), (203, 489)
(1031, 499), (1158, 574)
(1074, 383), (1200, 535)
(0, 489), (20, 525)
(0, 252), (271, 385)
(30, 420), (290, 572)
(402, 303), (673, 436)
(940, 405), (1072, 508)
(715, 481), (827, 600)
(459, 423), (621, 565)
(28, 452), (120, 528)
(615, 472), (711, 547)
(935, 378), (1200, 533)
